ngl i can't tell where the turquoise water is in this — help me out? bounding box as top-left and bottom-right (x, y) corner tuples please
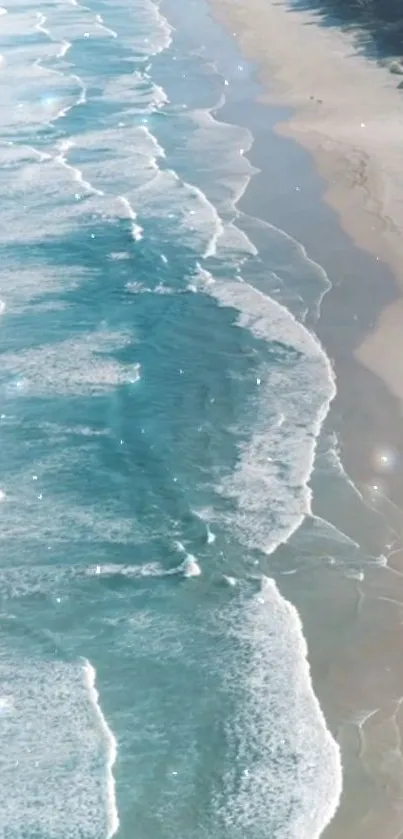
(0, 0), (371, 835)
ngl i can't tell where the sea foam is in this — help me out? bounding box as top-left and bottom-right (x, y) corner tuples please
(84, 661), (119, 839)
(0, 656), (119, 838)
(0, 2), (343, 837)
(1, 331), (140, 396)
(192, 267), (336, 556)
(215, 577), (342, 838)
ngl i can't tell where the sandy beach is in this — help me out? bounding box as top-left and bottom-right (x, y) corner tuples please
(206, 1), (403, 836)
(209, 0), (403, 410)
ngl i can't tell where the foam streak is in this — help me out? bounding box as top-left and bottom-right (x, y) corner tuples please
(84, 661), (119, 839)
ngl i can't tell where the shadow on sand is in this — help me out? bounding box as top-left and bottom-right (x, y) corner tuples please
(284, 0), (403, 62)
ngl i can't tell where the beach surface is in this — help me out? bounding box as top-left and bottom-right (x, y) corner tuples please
(208, 0), (403, 409)
(205, 1), (403, 837)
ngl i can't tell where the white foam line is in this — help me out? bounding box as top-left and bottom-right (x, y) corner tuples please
(207, 525), (216, 544)
(377, 595), (403, 608)
(367, 485), (403, 524)
(383, 545), (403, 578)
(24, 144), (52, 163)
(72, 73), (87, 105)
(193, 508), (217, 544)
(265, 302), (334, 552)
(227, 576), (342, 838)
(90, 555), (201, 579)
(212, 90), (226, 112)
(198, 265), (336, 555)
(178, 555), (202, 577)
(206, 90), (332, 319)
(194, 262), (215, 287)
(156, 112), (253, 262)
(152, 164), (222, 257)
(355, 708), (379, 760)
(55, 104), (73, 120)
(142, 124), (166, 160)
(174, 541), (202, 576)
(34, 12), (71, 65)
(195, 104), (258, 214)
(150, 0), (174, 52)
(173, 92), (349, 837)
(117, 196), (136, 221)
(57, 40), (72, 58)
(355, 707), (379, 728)
(129, 68), (169, 109)
(326, 433), (403, 561)
(50, 76), (86, 121)
(55, 139), (104, 196)
(35, 11), (50, 37)
(326, 431), (364, 500)
(182, 175), (224, 258)
(264, 575), (343, 831)
(310, 514), (361, 549)
(32, 57), (59, 75)
(84, 661), (119, 839)
(242, 210), (331, 319)
(95, 13), (118, 39)
(31, 14), (87, 122)
(181, 112), (332, 553)
(117, 196), (144, 241)
(151, 80), (169, 108)
(71, 0), (92, 11)
(391, 698), (403, 761)
(181, 95), (328, 316)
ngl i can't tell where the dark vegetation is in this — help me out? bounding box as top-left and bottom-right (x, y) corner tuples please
(287, 0), (403, 60)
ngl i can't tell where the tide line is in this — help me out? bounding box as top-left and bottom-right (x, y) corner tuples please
(83, 660), (119, 839)
(117, 196), (144, 241)
(55, 139), (104, 196)
(35, 11), (50, 38)
(95, 13), (118, 39)
(57, 40), (72, 59)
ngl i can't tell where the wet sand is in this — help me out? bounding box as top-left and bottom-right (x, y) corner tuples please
(209, 0), (403, 412)
(207, 1), (403, 836)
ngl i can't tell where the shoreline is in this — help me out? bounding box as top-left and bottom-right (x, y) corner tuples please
(207, 0), (403, 414)
(204, 2), (403, 837)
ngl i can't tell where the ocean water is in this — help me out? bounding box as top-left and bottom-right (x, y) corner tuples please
(0, 0), (395, 836)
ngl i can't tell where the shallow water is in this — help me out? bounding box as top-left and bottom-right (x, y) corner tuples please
(0, 0), (395, 836)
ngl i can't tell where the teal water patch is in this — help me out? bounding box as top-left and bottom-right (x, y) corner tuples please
(0, 0), (345, 836)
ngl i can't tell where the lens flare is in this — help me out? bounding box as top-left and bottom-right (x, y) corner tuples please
(372, 446), (397, 474)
